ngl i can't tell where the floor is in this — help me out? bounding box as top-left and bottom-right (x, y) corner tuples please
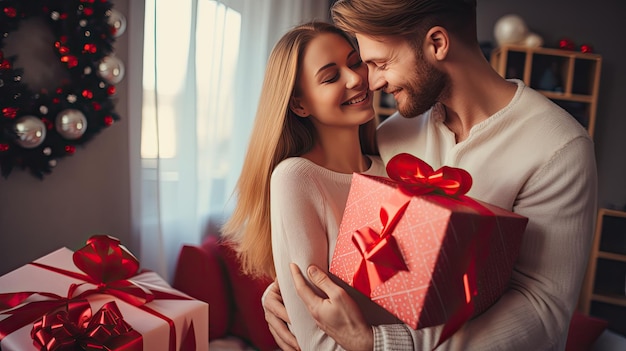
(208, 330), (626, 351)
(592, 330), (626, 351)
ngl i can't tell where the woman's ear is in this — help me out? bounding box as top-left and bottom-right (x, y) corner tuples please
(289, 96), (309, 117)
(425, 26), (449, 61)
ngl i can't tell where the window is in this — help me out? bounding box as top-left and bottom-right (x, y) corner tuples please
(141, 0), (242, 161)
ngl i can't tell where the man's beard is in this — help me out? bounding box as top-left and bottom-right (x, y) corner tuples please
(397, 54), (449, 118)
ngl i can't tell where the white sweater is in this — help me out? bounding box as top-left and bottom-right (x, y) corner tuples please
(271, 156), (393, 351)
(373, 79), (598, 350)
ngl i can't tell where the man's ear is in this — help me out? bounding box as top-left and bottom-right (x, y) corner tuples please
(425, 26), (449, 61)
(289, 96), (309, 117)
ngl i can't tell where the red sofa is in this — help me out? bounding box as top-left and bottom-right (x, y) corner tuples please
(173, 235), (278, 350)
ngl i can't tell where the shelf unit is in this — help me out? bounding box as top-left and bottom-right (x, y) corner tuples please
(490, 45), (602, 138)
(373, 90), (397, 122)
(579, 208), (626, 336)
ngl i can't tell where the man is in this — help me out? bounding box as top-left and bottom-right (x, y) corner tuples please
(263, 0), (598, 350)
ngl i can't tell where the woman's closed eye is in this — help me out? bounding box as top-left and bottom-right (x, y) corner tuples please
(322, 72), (340, 84)
(349, 59), (363, 69)
(321, 60), (363, 84)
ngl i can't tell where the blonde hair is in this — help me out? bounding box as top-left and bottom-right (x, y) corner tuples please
(221, 21), (378, 279)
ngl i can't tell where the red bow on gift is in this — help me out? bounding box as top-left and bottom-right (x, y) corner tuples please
(386, 153), (472, 197)
(352, 153), (474, 296)
(31, 300), (143, 351)
(30, 235), (185, 306)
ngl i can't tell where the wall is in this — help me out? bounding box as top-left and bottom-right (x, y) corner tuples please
(0, 0), (135, 276)
(1, 0), (625, 276)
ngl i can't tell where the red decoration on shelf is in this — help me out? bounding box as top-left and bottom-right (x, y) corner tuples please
(580, 44), (593, 53)
(107, 85), (116, 95)
(559, 38), (575, 50)
(0, 144), (9, 152)
(104, 115), (114, 126)
(82, 89), (94, 99)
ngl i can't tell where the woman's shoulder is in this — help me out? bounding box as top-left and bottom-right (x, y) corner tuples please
(271, 157), (335, 186)
(273, 157), (321, 177)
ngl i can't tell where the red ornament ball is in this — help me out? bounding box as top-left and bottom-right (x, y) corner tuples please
(580, 44), (593, 53)
(559, 38), (575, 50)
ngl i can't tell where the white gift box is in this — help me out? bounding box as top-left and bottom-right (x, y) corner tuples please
(0, 247), (209, 351)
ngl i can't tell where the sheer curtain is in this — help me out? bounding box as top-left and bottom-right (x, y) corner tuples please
(139, 0), (329, 281)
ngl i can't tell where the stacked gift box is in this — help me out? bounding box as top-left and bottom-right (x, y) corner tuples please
(0, 235), (209, 351)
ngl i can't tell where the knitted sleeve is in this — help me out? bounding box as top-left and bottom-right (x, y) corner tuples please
(270, 159), (346, 351)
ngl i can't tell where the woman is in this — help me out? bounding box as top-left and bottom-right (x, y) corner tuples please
(221, 21), (396, 350)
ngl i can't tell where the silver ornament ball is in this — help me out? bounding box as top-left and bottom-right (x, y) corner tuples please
(56, 109), (88, 140)
(14, 116), (47, 149)
(97, 55), (125, 84)
(494, 14), (528, 46)
(107, 9), (127, 38)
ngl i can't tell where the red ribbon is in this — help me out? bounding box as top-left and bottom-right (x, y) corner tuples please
(0, 292), (70, 341)
(179, 321), (196, 351)
(386, 153), (472, 197)
(352, 190), (410, 296)
(31, 300), (143, 351)
(350, 153), (491, 348)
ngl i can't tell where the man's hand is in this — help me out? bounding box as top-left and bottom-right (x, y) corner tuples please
(262, 279), (300, 351)
(290, 263), (374, 351)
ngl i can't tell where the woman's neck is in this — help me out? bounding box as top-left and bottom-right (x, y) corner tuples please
(303, 130), (370, 174)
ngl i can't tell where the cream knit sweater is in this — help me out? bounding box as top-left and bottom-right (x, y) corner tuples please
(373, 80), (598, 350)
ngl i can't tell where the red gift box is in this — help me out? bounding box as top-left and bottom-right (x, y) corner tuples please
(330, 154), (528, 337)
(0, 235), (208, 351)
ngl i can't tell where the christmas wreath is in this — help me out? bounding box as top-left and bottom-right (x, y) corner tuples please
(0, 0), (125, 179)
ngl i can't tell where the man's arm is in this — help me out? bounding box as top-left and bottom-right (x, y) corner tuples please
(262, 265), (374, 351)
(289, 263), (374, 351)
(262, 279), (300, 351)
